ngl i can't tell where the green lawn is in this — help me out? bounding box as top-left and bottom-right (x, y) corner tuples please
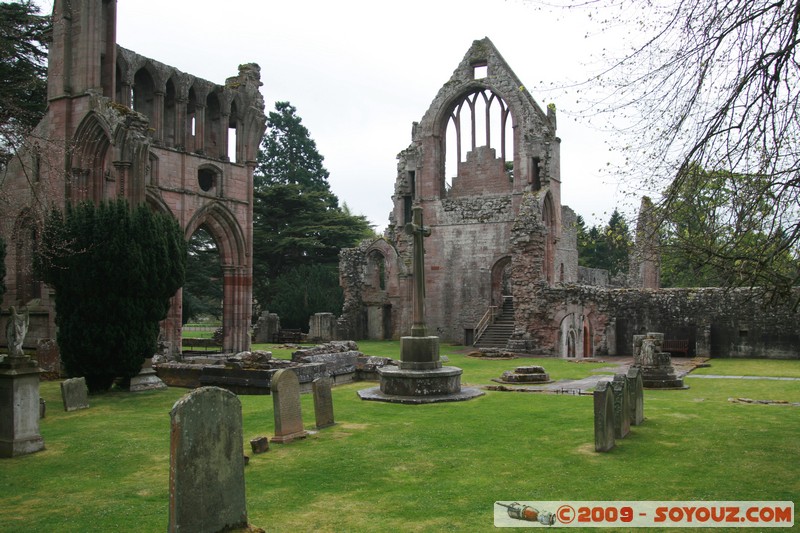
(1, 348), (798, 532)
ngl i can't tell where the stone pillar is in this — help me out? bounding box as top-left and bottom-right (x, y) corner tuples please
(175, 97), (187, 150)
(220, 112), (230, 160)
(152, 90), (165, 145)
(222, 267), (251, 354)
(0, 357), (45, 458)
(193, 104), (206, 154)
(309, 313), (336, 343)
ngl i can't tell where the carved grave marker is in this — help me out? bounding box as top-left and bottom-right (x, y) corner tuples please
(626, 366), (644, 425)
(312, 376), (335, 429)
(270, 369), (308, 443)
(610, 374), (631, 439)
(593, 381), (616, 452)
(60, 377), (90, 412)
(168, 386), (247, 533)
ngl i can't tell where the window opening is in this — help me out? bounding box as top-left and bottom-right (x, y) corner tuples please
(198, 168), (216, 192)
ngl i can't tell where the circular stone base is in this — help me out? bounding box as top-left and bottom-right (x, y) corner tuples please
(378, 365), (464, 396)
(357, 385), (485, 404)
(357, 365), (485, 404)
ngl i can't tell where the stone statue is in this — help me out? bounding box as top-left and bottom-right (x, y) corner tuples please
(6, 306), (30, 358)
(405, 205), (431, 337)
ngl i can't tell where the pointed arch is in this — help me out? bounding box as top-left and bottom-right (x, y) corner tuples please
(542, 191), (557, 285)
(185, 202), (246, 267)
(71, 111), (113, 202)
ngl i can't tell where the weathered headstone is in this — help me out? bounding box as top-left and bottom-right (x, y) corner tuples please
(168, 386), (247, 533)
(60, 377), (90, 411)
(312, 376), (335, 429)
(593, 381), (616, 452)
(626, 366), (644, 425)
(270, 369), (308, 443)
(610, 374), (631, 438)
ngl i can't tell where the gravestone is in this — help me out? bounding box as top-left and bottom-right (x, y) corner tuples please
(270, 369), (308, 443)
(312, 376), (335, 429)
(168, 386), (248, 533)
(593, 381), (616, 452)
(60, 377), (90, 411)
(610, 374), (631, 438)
(626, 366), (644, 425)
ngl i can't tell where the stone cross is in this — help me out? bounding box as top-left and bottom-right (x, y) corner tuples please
(404, 205), (431, 337)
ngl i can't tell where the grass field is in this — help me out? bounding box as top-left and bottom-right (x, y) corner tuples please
(1, 344), (798, 532)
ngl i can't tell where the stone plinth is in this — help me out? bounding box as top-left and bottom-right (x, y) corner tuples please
(493, 365), (552, 384)
(0, 357), (45, 458)
(379, 365), (462, 396)
(639, 334), (687, 389)
(399, 336), (441, 370)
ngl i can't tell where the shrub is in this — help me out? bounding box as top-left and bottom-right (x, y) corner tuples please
(36, 200), (186, 392)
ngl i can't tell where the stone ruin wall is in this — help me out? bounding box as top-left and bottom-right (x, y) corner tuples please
(517, 285), (800, 359)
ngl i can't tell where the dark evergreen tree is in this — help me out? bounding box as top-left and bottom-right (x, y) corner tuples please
(255, 101), (332, 198)
(36, 200), (186, 393)
(252, 102), (373, 329)
(577, 210), (632, 276)
(0, 1), (49, 167)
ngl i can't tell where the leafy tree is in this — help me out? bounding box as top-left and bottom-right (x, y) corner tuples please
(577, 210), (632, 276)
(0, 1), (49, 167)
(182, 227), (222, 324)
(252, 102), (373, 329)
(36, 200), (186, 393)
(660, 165), (798, 289)
(540, 0), (800, 303)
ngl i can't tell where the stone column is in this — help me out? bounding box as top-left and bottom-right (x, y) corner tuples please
(193, 104), (206, 154)
(152, 90), (165, 145)
(0, 344), (45, 458)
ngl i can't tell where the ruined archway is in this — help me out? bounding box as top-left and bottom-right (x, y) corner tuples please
(184, 203), (250, 353)
(490, 256), (512, 308)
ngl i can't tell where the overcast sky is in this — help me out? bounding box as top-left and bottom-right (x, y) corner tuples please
(36, 0), (637, 231)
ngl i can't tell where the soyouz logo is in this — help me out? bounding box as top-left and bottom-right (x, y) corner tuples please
(494, 501), (794, 528)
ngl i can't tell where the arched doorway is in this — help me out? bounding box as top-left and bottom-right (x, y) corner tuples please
(183, 203), (250, 353)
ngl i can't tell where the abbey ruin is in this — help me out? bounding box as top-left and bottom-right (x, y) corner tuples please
(0, 0), (266, 356)
(0, 5), (796, 362)
(338, 39), (799, 360)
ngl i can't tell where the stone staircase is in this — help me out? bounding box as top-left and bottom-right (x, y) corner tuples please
(474, 298), (515, 349)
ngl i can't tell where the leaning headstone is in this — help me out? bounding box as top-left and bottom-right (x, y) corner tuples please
(312, 376), (335, 429)
(626, 366), (644, 425)
(60, 377), (90, 411)
(593, 381), (616, 452)
(168, 386), (247, 533)
(610, 374), (631, 438)
(270, 369), (308, 443)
